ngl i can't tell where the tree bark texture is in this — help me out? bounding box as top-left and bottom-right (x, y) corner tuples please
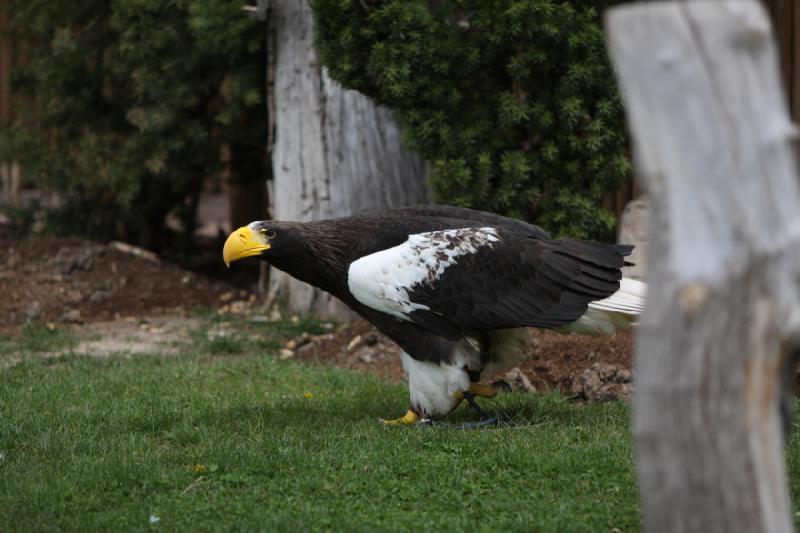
(607, 2), (800, 532)
(269, 0), (429, 320)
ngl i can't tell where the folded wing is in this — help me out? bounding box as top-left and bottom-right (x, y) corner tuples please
(347, 227), (633, 339)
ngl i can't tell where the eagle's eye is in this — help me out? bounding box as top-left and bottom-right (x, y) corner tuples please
(261, 228), (276, 239)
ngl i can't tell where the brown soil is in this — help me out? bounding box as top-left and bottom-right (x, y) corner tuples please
(1, 228), (635, 400)
(286, 321), (634, 401)
(0, 230), (234, 328)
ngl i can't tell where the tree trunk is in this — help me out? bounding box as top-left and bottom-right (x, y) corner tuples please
(606, 2), (800, 531)
(269, 0), (429, 321)
(0, 0), (20, 207)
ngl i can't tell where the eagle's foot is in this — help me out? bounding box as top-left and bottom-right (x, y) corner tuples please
(443, 392), (500, 429)
(452, 382), (499, 404)
(380, 409), (420, 426)
(468, 382), (498, 399)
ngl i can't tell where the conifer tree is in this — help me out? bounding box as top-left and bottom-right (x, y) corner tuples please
(3, 0), (266, 249)
(311, 0), (629, 239)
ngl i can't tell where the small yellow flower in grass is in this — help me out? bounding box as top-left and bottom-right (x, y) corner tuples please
(194, 463), (207, 473)
(303, 391), (314, 399)
(46, 322), (56, 331)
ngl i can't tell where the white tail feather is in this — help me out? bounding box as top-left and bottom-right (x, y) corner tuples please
(559, 277), (647, 336)
(588, 278), (646, 315)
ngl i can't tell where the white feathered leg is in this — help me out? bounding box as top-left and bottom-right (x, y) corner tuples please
(401, 352), (470, 417)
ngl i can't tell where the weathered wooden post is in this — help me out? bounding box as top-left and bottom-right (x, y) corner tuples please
(606, 1), (800, 531)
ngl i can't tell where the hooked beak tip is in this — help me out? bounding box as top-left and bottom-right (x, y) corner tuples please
(222, 225), (270, 267)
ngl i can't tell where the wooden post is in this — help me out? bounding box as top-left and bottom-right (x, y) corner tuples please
(606, 1), (800, 531)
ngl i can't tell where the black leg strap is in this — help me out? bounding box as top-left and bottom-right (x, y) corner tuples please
(464, 391), (492, 419)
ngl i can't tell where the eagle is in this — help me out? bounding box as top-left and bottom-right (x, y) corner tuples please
(222, 205), (644, 425)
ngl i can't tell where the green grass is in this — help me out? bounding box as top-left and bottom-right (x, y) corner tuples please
(0, 351), (637, 532)
(0, 322), (78, 355)
(4, 322), (800, 532)
(190, 312), (330, 355)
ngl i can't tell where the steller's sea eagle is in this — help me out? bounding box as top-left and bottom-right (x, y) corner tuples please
(222, 205), (645, 425)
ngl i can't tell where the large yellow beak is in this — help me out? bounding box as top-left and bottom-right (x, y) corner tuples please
(222, 226), (271, 267)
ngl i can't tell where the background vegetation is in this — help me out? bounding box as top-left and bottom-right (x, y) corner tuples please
(1, 0), (632, 248)
(311, 0), (631, 239)
(1, 0), (266, 250)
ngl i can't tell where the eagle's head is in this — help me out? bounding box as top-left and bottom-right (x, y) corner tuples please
(222, 221), (291, 267)
(222, 219), (352, 293)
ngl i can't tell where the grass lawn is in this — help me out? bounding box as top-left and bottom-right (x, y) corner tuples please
(1, 321), (798, 532)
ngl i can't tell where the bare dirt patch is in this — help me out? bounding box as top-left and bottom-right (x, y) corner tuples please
(1, 230), (234, 328)
(75, 315), (203, 357)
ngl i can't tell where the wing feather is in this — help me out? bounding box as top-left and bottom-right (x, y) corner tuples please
(348, 226), (633, 338)
(403, 232), (631, 334)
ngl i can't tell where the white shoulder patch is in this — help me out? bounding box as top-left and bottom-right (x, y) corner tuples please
(347, 227), (499, 320)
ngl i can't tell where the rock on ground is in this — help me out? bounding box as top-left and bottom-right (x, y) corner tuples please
(571, 362), (633, 402)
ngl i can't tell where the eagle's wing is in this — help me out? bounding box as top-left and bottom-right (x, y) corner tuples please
(387, 204), (552, 239)
(347, 227), (631, 339)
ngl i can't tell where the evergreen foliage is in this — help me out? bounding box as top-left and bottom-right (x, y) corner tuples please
(2, 0), (266, 249)
(311, 0), (630, 239)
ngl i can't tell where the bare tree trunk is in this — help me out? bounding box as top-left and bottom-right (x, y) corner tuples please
(0, 0), (20, 207)
(269, 0), (429, 321)
(0, 163), (20, 206)
(607, 2), (800, 531)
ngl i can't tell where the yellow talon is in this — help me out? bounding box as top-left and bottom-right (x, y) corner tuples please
(453, 383), (499, 403)
(451, 383), (498, 413)
(381, 409), (420, 426)
(468, 382), (498, 399)
(383, 384), (498, 425)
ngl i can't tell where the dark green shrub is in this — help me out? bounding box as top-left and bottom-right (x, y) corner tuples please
(3, 0), (266, 249)
(311, 0), (630, 239)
